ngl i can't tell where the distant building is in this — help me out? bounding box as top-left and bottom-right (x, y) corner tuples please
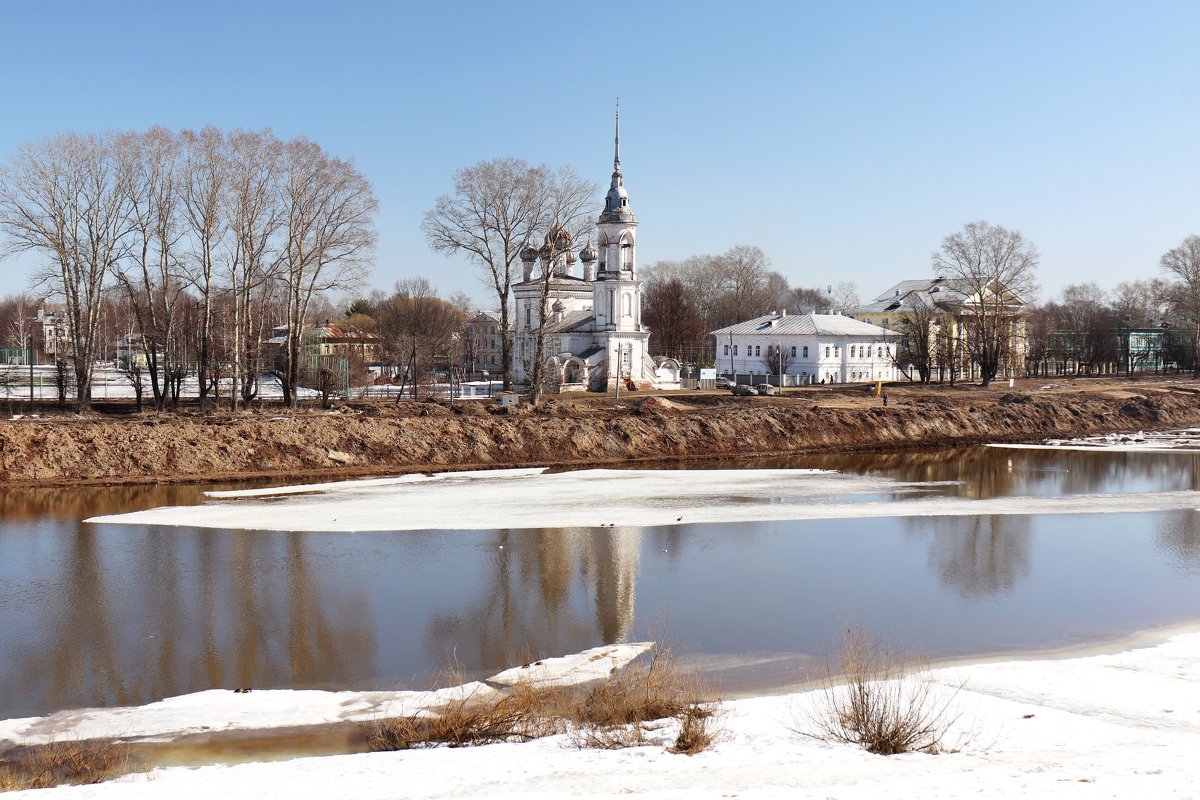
(711, 311), (900, 385)
(852, 277), (1026, 381)
(35, 308), (70, 362)
(268, 322), (381, 363)
(463, 311), (506, 373)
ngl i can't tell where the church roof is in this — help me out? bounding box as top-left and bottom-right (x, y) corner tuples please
(542, 309), (594, 334)
(711, 313), (899, 338)
(513, 274), (592, 289)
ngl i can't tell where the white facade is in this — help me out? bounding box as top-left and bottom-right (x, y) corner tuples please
(711, 312), (901, 385)
(511, 108), (679, 392)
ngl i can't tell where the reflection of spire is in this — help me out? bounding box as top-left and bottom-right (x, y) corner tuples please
(592, 526), (641, 642)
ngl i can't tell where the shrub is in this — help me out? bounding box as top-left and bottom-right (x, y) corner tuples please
(0, 738), (130, 792)
(800, 627), (964, 755)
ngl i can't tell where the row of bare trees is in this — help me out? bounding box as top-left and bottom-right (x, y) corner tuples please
(640, 246), (861, 366)
(0, 127), (377, 409)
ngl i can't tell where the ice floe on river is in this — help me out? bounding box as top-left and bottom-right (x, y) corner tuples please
(87, 466), (1200, 532)
(989, 427), (1200, 453)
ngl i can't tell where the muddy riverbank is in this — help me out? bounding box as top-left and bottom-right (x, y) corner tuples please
(3, 378), (1200, 487)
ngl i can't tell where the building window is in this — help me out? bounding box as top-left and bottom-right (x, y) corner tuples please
(754, 345), (761, 357)
(824, 346), (829, 357)
(525, 307), (531, 327)
(791, 346), (797, 357)
(733, 345), (738, 356)
(803, 346), (809, 358)
(723, 344), (730, 356)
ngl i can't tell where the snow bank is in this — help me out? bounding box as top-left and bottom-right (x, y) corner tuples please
(0, 644), (649, 747)
(86, 467), (1200, 532)
(6, 632), (1198, 799)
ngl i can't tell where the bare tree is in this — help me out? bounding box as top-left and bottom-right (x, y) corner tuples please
(1159, 235), (1200, 377)
(643, 276), (704, 362)
(894, 294), (937, 383)
(277, 138), (377, 406)
(111, 127), (187, 411)
(375, 278), (465, 398)
(827, 281), (861, 315)
(224, 129), (285, 408)
(0, 133), (132, 407)
(933, 221), (1038, 386)
(179, 126), (228, 410)
(424, 158), (551, 391)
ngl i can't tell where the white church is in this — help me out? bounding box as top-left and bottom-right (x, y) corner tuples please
(511, 111), (681, 392)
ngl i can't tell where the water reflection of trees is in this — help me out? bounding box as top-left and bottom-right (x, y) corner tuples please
(734, 448), (1200, 500)
(1, 522), (375, 717)
(906, 514), (1031, 597)
(424, 527), (642, 674)
(1155, 510), (1200, 575)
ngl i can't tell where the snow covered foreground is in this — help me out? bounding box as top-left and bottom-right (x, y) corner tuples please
(7, 633), (1199, 799)
(87, 467), (1200, 532)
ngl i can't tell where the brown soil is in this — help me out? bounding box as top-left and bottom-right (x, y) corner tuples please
(3, 377), (1200, 488)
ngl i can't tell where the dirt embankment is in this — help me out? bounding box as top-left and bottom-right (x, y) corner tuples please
(3, 379), (1200, 488)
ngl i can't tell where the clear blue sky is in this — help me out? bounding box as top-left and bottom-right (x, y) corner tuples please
(2, 0), (1198, 307)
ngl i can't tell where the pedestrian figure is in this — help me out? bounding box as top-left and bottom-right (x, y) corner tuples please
(882, 391), (888, 407)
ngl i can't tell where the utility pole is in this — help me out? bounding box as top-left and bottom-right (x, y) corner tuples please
(27, 330), (34, 414)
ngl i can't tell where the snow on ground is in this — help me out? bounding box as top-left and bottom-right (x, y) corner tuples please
(5, 633), (1198, 799)
(89, 466), (1200, 532)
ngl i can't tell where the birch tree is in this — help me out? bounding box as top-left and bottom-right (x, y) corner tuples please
(277, 138), (377, 406)
(0, 133), (131, 406)
(225, 129), (285, 408)
(111, 127), (187, 410)
(179, 126), (228, 409)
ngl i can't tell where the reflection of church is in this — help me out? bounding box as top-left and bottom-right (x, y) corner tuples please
(512, 109), (680, 391)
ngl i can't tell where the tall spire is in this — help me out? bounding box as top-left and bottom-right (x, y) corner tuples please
(614, 98), (621, 174)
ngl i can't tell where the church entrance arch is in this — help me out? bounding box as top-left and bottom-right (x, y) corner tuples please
(563, 356), (586, 385)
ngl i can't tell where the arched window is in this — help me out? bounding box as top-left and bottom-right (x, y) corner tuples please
(803, 346), (809, 358)
(791, 346), (797, 357)
(754, 345), (761, 357)
(623, 294), (632, 317)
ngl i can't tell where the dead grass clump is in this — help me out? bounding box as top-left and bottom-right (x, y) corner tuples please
(364, 682), (570, 751)
(800, 627), (963, 755)
(570, 645), (721, 754)
(669, 702), (721, 755)
(0, 738), (130, 792)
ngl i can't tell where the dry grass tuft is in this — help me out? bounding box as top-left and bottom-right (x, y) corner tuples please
(798, 626), (964, 755)
(364, 681), (571, 751)
(364, 644), (723, 756)
(0, 738), (131, 792)
(570, 644), (721, 754)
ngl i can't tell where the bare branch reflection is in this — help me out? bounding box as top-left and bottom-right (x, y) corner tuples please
(906, 514), (1031, 597)
(424, 527), (642, 674)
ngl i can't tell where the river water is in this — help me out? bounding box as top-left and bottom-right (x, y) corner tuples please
(2, 445), (1199, 719)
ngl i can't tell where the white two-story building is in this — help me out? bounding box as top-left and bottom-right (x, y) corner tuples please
(711, 311), (901, 385)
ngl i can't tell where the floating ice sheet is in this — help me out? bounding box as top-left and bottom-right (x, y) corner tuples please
(87, 467), (1200, 532)
(989, 428), (1200, 453)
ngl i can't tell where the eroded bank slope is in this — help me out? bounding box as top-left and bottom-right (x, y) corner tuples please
(3, 380), (1199, 487)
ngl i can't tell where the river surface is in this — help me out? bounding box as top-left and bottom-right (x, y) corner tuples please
(2, 445), (1200, 719)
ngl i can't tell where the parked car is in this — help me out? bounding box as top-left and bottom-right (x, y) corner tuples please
(731, 384), (757, 396)
(757, 384), (779, 396)
(715, 376), (735, 389)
